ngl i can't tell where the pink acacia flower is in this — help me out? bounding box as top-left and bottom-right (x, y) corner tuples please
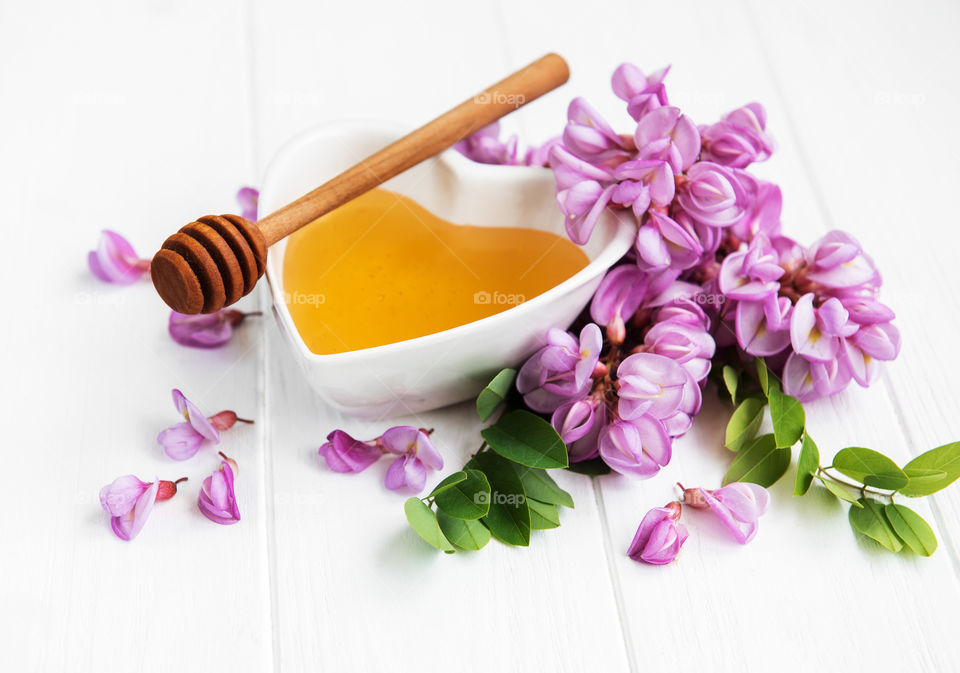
(381, 426), (444, 493)
(563, 98), (632, 164)
(590, 265), (650, 341)
(599, 417), (672, 478)
(611, 160), (675, 218)
(634, 210), (703, 273)
(634, 107), (700, 173)
(318, 429), (383, 473)
(454, 122), (559, 167)
(517, 323), (603, 412)
(616, 352), (698, 424)
(99, 475), (186, 541)
(87, 230), (151, 284)
(198, 453), (241, 525)
(628, 501), (688, 564)
(699, 103), (774, 168)
(683, 482), (769, 544)
(802, 230), (879, 290)
(676, 161), (749, 227)
(237, 187), (259, 221)
(168, 309), (261, 348)
(550, 145), (617, 245)
(156, 389), (253, 461)
(611, 63), (670, 121)
(718, 234), (784, 301)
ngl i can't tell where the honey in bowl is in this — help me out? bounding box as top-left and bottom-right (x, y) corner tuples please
(282, 188), (589, 354)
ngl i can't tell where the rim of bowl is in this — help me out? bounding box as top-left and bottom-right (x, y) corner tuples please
(260, 120), (636, 363)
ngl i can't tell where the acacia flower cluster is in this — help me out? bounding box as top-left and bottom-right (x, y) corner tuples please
(519, 280), (715, 476)
(318, 426), (444, 493)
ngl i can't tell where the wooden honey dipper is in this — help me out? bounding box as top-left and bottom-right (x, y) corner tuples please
(151, 53), (570, 314)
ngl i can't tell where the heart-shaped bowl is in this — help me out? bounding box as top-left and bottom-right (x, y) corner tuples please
(260, 121), (634, 419)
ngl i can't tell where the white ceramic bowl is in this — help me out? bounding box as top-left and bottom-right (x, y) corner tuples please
(260, 121), (634, 419)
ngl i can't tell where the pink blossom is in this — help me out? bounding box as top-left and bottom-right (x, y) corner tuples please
(237, 187), (259, 222)
(611, 160), (675, 218)
(517, 324), (603, 413)
(634, 107), (700, 173)
(616, 353), (691, 422)
(676, 161), (749, 227)
(627, 501), (688, 564)
(685, 482), (769, 544)
(599, 418), (672, 478)
(563, 98), (632, 164)
(99, 475), (185, 541)
(590, 265), (650, 330)
(699, 103), (774, 168)
(381, 426), (444, 493)
(318, 429), (384, 473)
(157, 389), (253, 461)
(87, 230), (150, 284)
(718, 234), (784, 301)
(611, 63), (670, 121)
(198, 453), (241, 525)
(168, 309), (260, 348)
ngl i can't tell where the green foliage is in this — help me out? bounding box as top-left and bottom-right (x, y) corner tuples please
(725, 397), (766, 452)
(481, 410), (568, 469)
(519, 468), (574, 509)
(527, 499), (561, 530)
(476, 368), (517, 422)
(794, 433), (820, 496)
(884, 504), (937, 556)
(816, 475), (863, 507)
(433, 469), (491, 520)
(899, 442), (960, 496)
(468, 451), (531, 546)
(722, 365), (741, 404)
(723, 434), (791, 487)
(849, 497), (903, 552)
(755, 358), (770, 396)
(833, 447), (908, 490)
(437, 511), (491, 551)
(404, 498), (455, 553)
(767, 383), (805, 448)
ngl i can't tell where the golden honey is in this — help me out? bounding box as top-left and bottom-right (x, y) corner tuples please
(281, 188), (589, 354)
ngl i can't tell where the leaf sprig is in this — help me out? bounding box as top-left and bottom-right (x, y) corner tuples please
(404, 369), (574, 553)
(718, 358), (957, 556)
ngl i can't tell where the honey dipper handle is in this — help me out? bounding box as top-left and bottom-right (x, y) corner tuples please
(255, 53), (570, 246)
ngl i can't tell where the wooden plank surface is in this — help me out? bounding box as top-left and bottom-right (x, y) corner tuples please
(1, 0), (959, 671)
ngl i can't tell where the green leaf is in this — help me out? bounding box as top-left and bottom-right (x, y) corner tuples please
(565, 458), (611, 475)
(849, 497), (903, 552)
(833, 447), (908, 490)
(725, 397), (766, 452)
(794, 433), (820, 496)
(901, 467), (949, 496)
(723, 434), (791, 487)
(476, 368), (517, 422)
(404, 498), (455, 553)
(884, 504), (937, 556)
(768, 385), (805, 448)
(755, 358), (770, 396)
(433, 469), (491, 520)
(437, 511), (491, 551)
(527, 499), (561, 530)
(816, 475), (863, 507)
(899, 442), (960, 496)
(722, 365), (740, 404)
(427, 471), (468, 498)
(467, 452), (530, 546)
(519, 468), (574, 508)
(481, 410), (568, 469)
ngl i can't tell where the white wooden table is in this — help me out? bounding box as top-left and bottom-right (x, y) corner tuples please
(3, 1), (960, 670)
